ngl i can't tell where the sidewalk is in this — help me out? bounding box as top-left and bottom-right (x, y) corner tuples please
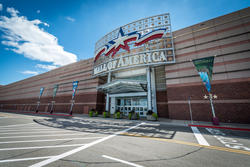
(72, 113), (250, 131)
(1, 110), (250, 131)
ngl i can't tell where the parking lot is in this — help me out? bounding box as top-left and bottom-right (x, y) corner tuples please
(0, 112), (249, 167)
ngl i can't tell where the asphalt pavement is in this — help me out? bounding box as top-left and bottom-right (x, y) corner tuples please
(0, 111), (249, 167)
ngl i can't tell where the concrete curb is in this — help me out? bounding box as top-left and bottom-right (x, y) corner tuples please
(1, 110), (249, 131)
(189, 124), (250, 132)
(0, 110), (72, 117)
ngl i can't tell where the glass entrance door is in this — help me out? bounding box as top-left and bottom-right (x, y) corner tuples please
(116, 97), (147, 117)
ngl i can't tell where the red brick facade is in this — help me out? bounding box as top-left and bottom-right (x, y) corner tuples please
(0, 7), (250, 124)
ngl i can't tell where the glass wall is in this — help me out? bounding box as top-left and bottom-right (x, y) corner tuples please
(116, 97), (147, 116)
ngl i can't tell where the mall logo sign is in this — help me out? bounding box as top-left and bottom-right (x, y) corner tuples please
(94, 27), (167, 62)
(94, 50), (168, 75)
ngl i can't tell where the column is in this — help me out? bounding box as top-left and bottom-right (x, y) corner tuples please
(105, 72), (111, 112)
(151, 67), (157, 114)
(147, 67), (152, 111)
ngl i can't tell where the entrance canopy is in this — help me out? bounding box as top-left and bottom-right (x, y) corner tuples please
(97, 80), (147, 94)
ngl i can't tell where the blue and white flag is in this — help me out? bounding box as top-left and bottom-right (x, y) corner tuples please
(39, 87), (44, 99)
(72, 81), (79, 99)
(192, 56), (214, 92)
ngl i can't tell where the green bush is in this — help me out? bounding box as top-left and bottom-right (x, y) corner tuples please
(89, 109), (97, 117)
(103, 111), (110, 118)
(136, 113), (140, 119)
(89, 111), (93, 117)
(94, 111), (98, 116)
(152, 112), (158, 120)
(114, 112), (121, 119)
(128, 113), (132, 120)
(128, 112), (140, 120)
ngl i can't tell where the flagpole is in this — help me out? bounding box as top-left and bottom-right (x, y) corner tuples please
(70, 81), (78, 115)
(191, 56), (219, 125)
(209, 94), (216, 117)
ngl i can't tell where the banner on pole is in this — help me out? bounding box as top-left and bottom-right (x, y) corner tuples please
(72, 81), (79, 99)
(53, 84), (58, 99)
(39, 87), (44, 99)
(192, 56), (214, 92)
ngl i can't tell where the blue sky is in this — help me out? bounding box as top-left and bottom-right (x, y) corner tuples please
(0, 0), (249, 85)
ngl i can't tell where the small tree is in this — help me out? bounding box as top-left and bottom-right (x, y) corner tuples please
(146, 110), (158, 121)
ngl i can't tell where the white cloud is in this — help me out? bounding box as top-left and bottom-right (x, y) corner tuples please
(36, 10), (40, 14)
(36, 64), (58, 71)
(6, 7), (19, 16)
(65, 16), (75, 22)
(21, 70), (39, 75)
(0, 4), (3, 11)
(0, 7), (77, 66)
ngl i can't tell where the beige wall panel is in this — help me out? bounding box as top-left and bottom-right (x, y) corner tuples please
(221, 43), (250, 55)
(178, 62), (193, 69)
(227, 70), (250, 79)
(212, 73), (228, 81)
(217, 32), (248, 43)
(195, 49), (222, 60)
(193, 26), (216, 37)
(173, 33), (193, 42)
(195, 40), (219, 50)
(223, 51), (250, 62)
(175, 45), (196, 55)
(176, 54), (199, 63)
(225, 62), (250, 72)
(213, 64), (227, 73)
(173, 27), (192, 37)
(174, 40), (195, 50)
(194, 34), (218, 45)
(165, 64), (178, 71)
(239, 7), (250, 17)
(215, 19), (243, 30)
(192, 19), (215, 32)
(242, 18), (250, 31)
(166, 78), (180, 85)
(248, 33), (250, 41)
(213, 12), (240, 25)
(213, 56), (225, 63)
(221, 33), (248, 43)
(179, 76), (201, 84)
(217, 28), (246, 40)
(177, 69), (197, 78)
(165, 71), (179, 79)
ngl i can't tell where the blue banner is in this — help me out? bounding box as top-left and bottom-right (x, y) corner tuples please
(72, 81), (79, 99)
(192, 56), (214, 92)
(39, 87), (44, 99)
(53, 84), (58, 99)
(198, 72), (211, 92)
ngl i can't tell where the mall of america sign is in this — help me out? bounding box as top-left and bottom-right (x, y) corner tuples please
(94, 50), (169, 75)
(93, 13), (175, 76)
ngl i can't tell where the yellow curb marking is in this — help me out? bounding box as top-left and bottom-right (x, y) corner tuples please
(121, 132), (250, 156)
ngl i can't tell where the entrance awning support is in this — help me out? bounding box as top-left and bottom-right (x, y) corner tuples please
(105, 72), (111, 112)
(147, 67), (152, 111)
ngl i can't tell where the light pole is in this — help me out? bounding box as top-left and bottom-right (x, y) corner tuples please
(204, 94), (219, 125)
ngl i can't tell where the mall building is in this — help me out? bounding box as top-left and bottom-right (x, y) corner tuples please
(0, 7), (249, 123)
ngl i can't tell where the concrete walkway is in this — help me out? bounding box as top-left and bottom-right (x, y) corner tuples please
(1, 109), (250, 131)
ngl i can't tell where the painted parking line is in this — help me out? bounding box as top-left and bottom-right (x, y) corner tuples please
(0, 133), (90, 139)
(0, 128), (63, 132)
(0, 130), (75, 135)
(0, 143), (86, 151)
(206, 128), (250, 151)
(102, 155), (144, 167)
(0, 156), (54, 163)
(0, 123), (35, 128)
(0, 137), (103, 144)
(121, 132), (250, 156)
(191, 126), (210, 146)
(29, 122), (145, 167)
